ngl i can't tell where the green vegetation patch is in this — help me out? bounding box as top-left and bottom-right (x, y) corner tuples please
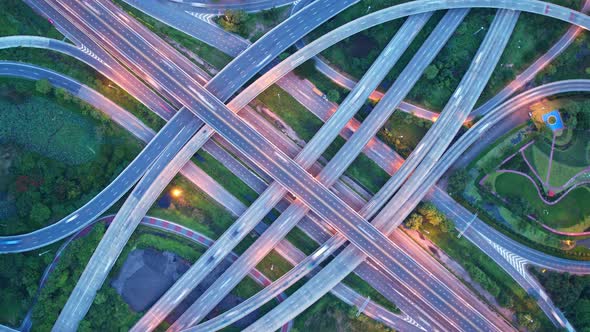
(148, 177), (236, 240)
(31, 224), (106, 331)
(479, 12), (570, 104)
(0, 81), (141, 235)
(494, 172), (590, 231)
(536, 31), (590, 83)
(418, 220), (552, 331)
(306, 0), (414, 80)
(524, 130), (589, 188)
(194, 150), (258, 205)
(257, 84), (323, 142)
(0, 95), (101, 165)
(217, 7), (290, 42)
(532, 268), (590, 331)
(343, 273), (399, 314)
(377, 111), (430, 158)
(0, 0), (62, 38)
(293, 294), (394, 332)
(0, 241), (63, 327)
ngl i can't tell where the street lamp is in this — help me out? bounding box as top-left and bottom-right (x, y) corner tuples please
(171, 188), (183, 198)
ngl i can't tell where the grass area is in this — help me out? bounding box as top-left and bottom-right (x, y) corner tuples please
(493, 172), (590, 231)
(113, 0), (232, 69)
(256, 250), (294, 281)
(285, 227), (319, 256)
(194, 150), (259, 205)
(257, 84), (324, 142)
(524, 144), (551, 182)
(523, 129), (589, 188)
(0, 241), (63, 328)
(0, 0), (62, 38)
(293, 294), (394, 332)
(148, 177), (237, 240)
(419, 222), (553, 331)
(0, 96), (100, 165)
(457, 121), (590, 257)
(343, 273), (399, 314)
(478, 11), (570, 105)
(0, 80), (142, 235)
(345, 154), (390, 194)
(377, 111), (430, 158)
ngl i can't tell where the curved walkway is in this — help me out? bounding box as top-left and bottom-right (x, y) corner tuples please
(496, 169), (590, 206)
(8, 1), (590, 280)
(249, 79), (590, 332)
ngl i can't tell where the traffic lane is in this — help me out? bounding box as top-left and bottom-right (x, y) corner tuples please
(23, 2), (180, 118)
(0, 97), (187, 253)
(53, 110), (202, 331)
(0, 59), (408, 332)
(174, 9), (468, 329)
(204, 0), (357, 100)
(472, 0), (590, 118)
(58, 0), (437, 289)
(368, 9), (519, 235)
(122, 0), (247, 56)
(245, 9), (520, 332)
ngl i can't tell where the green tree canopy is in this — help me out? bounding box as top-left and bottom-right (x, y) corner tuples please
(35, 79), (52, 95)
(29, 202), (51, 224)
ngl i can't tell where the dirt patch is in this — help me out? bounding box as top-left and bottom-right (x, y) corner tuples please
(111, 248), (261, 328)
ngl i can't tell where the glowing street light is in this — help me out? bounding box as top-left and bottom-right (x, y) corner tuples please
(171, 188), (183, 198)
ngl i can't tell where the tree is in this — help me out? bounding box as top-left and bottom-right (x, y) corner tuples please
(327, 89), (340, 103)
(30, 202), (51, 225)
(517, 312), (540, 331)
(262, 7), (281, 21)
(574, 299), (590, 328)
(405, 213), (424, 230)
(448, 169), (468, 195)
(35, 79), (52, 95)
(293, 59), (316, 79)
(219, 10), (247, 34)
(425, 64), (439, 80)
(497, 291), (514, 309)
(418, 202), (444, 226)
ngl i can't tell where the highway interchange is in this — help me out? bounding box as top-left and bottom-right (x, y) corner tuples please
(2, 0), (590, 331)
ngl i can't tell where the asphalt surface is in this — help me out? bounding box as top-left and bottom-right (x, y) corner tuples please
(42, 0), (361, 329)
(0, 60), (405, 332)
(244, 8), (520, 332)
(0, 37), (408, 332)
(164, 0), (294, 13)
(186, 8), (472, 331)
(172, 9), (473, 331)
(164, 13), (433, 331)
(15, 1), (590, 330)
